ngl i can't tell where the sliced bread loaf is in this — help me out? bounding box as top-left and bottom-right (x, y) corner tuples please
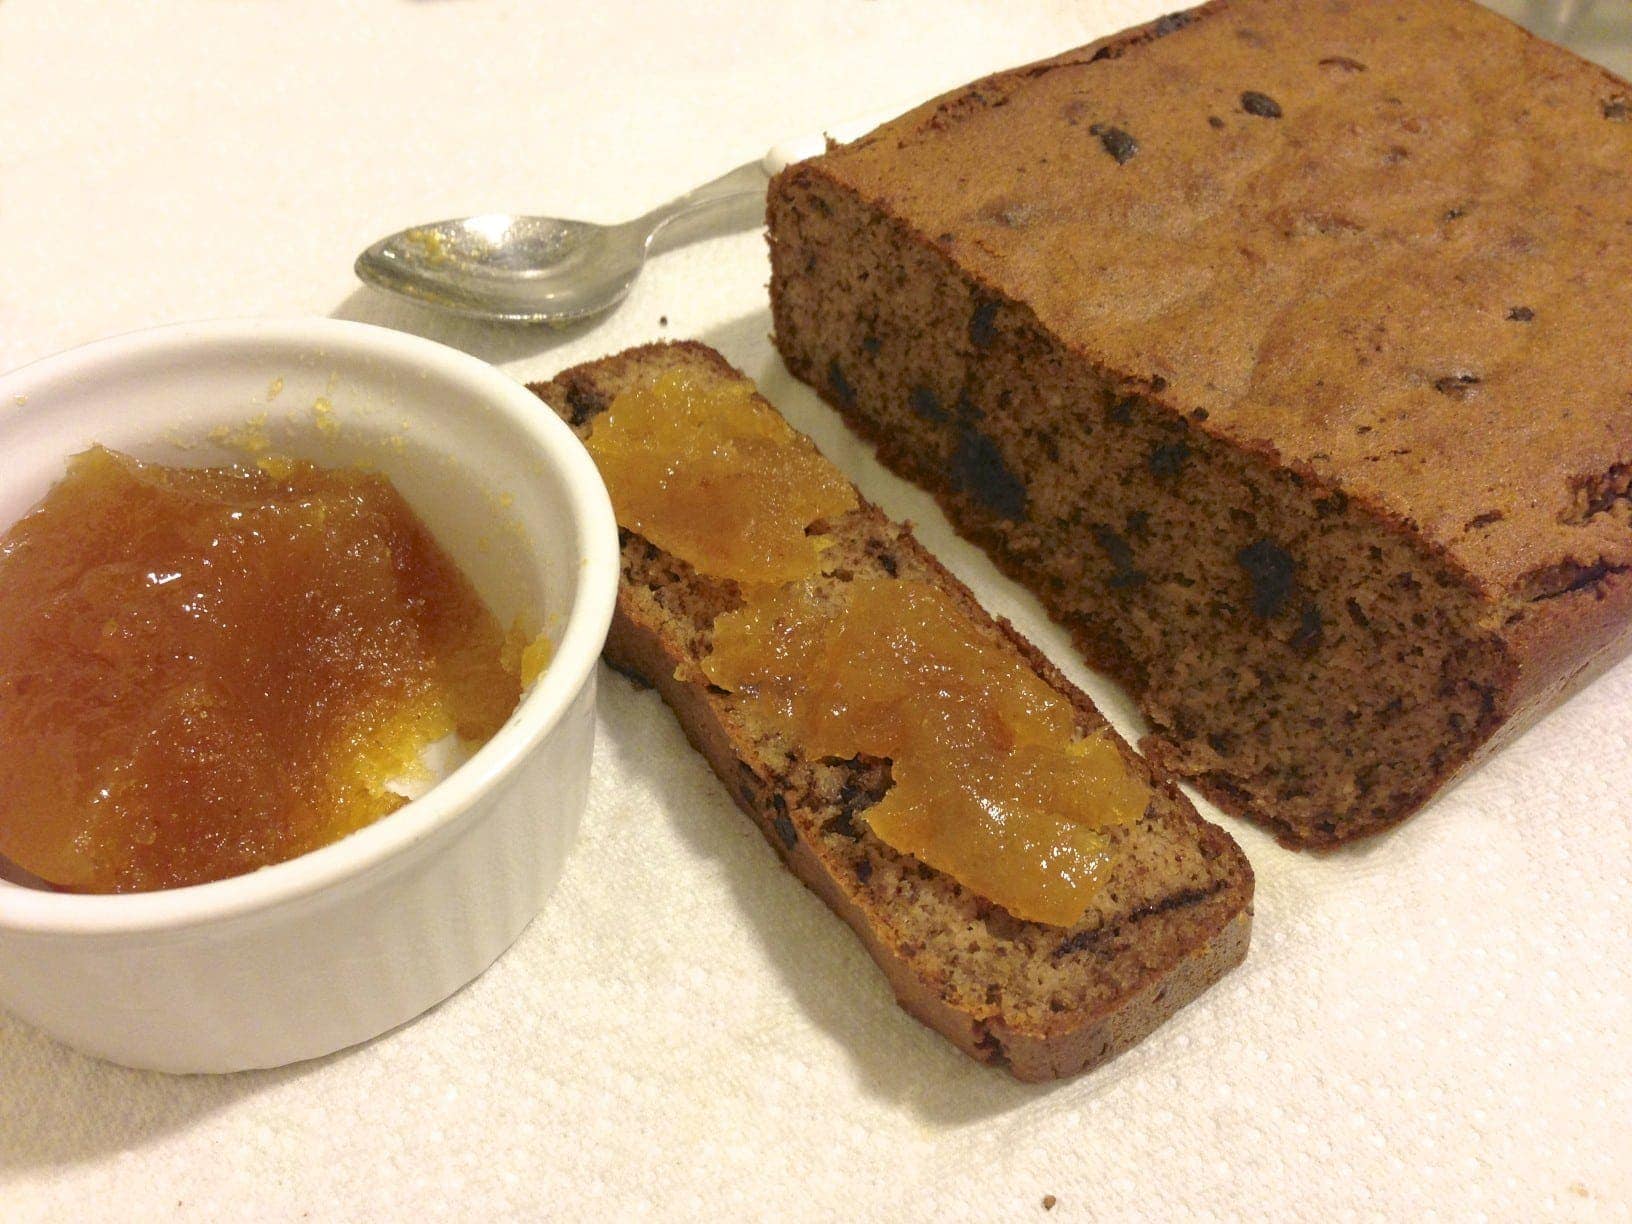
(767, 0), (1632, 846)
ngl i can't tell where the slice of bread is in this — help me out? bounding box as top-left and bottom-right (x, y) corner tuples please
(530, 342), (1253, 1081)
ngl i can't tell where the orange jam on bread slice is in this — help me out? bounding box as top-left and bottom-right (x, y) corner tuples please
(704, 579), (1148, 925)
(588, 370), (1150, 926)
(0, 446), (525, 893)
(585, 368), (856, 584)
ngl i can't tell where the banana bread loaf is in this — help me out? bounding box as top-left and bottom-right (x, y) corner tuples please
(530, 342), (1252, 1080)
(768, 0), (1632, 846)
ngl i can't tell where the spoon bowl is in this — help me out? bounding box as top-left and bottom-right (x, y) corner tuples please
(356, 213), (649, 324)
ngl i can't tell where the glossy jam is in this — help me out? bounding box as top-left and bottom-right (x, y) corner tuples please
(585, 369), (857, 584)
(704, 579), (1149, 926)
(0, 447), (524, 893)
(584, 370), (1150, 926)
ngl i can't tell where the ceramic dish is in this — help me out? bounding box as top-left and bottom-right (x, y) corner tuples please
(0, 318), (618, 1073)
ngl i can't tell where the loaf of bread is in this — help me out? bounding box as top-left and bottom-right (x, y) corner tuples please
(767, 0), (1632, 846)
(530, 342), (1252, 1081)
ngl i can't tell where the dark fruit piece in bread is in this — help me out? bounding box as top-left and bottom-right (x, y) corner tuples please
(529, 341), (1253, 1081)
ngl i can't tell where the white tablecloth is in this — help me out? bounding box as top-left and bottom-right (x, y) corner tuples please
(3, 2), (1628, 1218)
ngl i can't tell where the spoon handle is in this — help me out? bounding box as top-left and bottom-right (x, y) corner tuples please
(639, 159), (770, 243)
(639, 107), (907, 246)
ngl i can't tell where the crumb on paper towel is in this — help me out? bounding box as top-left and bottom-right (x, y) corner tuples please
(1042, 1196), (1057, 1211)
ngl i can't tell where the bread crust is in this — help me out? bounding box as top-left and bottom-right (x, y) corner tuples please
(531, 341), (1253, 1081)
(795, 0), (1632, 598)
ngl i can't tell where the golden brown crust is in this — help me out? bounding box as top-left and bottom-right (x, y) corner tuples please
(799, 0), (1632, 732)
(530, 341), (1253, 1080)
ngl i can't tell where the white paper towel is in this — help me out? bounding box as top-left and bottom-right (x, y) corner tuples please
(1, 1), (1627, 1219)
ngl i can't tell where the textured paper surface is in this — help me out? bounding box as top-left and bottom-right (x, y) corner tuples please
(2, 1), (1628, 1218)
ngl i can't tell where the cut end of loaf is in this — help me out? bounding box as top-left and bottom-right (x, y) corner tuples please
(768, 170), (1515, 846)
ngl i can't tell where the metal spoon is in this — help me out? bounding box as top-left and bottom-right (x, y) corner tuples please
(354, 116), (883, 325)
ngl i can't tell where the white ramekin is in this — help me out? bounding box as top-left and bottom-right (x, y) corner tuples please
(0, 319), (617, 1073)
